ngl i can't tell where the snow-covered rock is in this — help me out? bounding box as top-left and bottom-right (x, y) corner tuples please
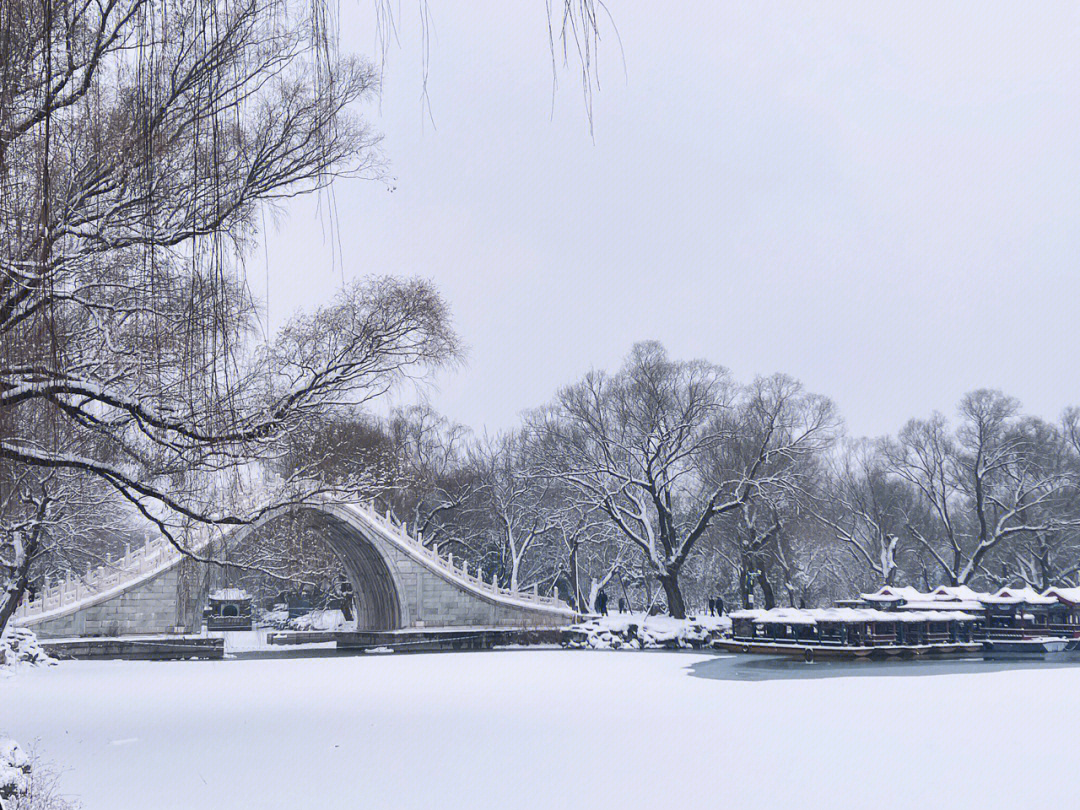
(565, 613), (732, 650)
(1, 626), (56, 673)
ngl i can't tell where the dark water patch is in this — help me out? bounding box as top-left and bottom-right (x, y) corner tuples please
(689, 652), (1080, 682)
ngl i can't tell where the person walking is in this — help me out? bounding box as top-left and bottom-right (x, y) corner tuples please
(707, 597), (715, 616)
(715, 595), (724, 616)
(618, 597), (627, 614)
(596, 589), (609, 616)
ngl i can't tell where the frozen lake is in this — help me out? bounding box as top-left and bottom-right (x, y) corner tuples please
(4, 650), (1080, 809)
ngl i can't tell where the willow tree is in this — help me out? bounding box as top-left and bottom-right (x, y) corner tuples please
(0, 0), (462, 635)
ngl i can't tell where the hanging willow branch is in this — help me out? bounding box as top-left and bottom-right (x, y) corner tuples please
(0, 0), (462, 635)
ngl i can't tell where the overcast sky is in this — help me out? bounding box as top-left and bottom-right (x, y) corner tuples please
(256, 1), (1080, 440)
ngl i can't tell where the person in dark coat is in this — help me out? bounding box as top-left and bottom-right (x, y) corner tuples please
(618, 597), (628, 613)
(596, 589), (609, 616)
(707, 597), (715, 616)
(715, 595), (725, 615)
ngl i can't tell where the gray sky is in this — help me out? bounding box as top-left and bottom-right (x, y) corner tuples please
(257, 1), (1080, 439)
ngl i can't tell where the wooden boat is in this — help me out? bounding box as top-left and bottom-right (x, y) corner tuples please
(711, 637), (981, 661)
(982, 637), (1068, 654)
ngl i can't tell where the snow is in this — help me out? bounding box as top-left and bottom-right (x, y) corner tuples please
(5, 652), (1080, 809)
(205, 629), (336, 653)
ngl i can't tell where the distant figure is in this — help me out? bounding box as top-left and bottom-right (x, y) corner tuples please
(715, 596), (724, 616)
(618, 597), (628, 613)
(707, 597), (716, 616)
(596, 589), (609, 616)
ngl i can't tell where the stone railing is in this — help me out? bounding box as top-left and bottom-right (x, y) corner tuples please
(14, 497), (569, 620)
(350, 501), (567, 608)
(14, 534), (181, 620)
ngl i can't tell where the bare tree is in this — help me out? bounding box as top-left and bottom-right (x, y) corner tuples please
(385, 405), (479, 549)
(531, 342), (837, 617)
(469, 432), (558, 592)
(884, 391), (1080, 587)
(812, 439), (918, 587)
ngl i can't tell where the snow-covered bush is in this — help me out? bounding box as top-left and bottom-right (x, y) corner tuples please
(1, 738), (31, 800)
(288, 609), (346, 632)
(0, 739), (78, 809)
(564, 614), (731, 650)
(1, 627), (56, 672)
(257, 608), (291, 629)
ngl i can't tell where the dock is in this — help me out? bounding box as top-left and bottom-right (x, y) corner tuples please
(265, 626), (566, 652)
(42, 636), (225, 661)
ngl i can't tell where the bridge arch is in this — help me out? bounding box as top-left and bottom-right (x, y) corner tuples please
(224, 503), (409, 631)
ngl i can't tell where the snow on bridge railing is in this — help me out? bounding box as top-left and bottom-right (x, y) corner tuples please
(14, 533), (181, 620)
(13, 497), (569, 620)
(353, 500), (566, 608)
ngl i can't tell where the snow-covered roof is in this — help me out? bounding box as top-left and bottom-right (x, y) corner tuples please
(897, 600), (986, 611)
(858, 585), (995, 603)
(859, 586), (926, 602)
(729, 608), (818, 625)
(1043, 587), (1080, 605)
(980, 587), (1057, 606)
(730, 607), (978, 625)
(209, 588), (252, 602)
(858, 584), (1074, 608)
(929, 585), (987, 601)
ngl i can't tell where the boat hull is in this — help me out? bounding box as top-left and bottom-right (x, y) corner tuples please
(713, 638), (981, 660)
(982, 637), (1068, 654)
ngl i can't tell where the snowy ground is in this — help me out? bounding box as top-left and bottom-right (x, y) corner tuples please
(207, 628), (337, 653)
(4, 651), (1080, 809)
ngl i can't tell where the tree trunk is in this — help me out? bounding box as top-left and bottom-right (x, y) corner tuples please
(569, 543), (582, 611)
(739, 566), (752, 609)
(0, 530), (40, 638)
(759, 572), (776, 610)
(509, 556), (520, 593)
(659, 572), (686, 619)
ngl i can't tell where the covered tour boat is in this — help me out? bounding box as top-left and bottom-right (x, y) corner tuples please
(717, 583), (1080, 659)
(720, 607), (981, 659)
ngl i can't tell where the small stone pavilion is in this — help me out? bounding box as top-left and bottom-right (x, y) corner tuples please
(204, 588), (254, 631)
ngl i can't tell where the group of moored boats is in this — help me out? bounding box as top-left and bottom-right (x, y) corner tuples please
(718, 585), (1080, 660)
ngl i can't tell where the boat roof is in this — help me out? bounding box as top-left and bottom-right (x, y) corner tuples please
(859, 584), (1069, 607)
(980, 587), (1057, 606)
(897, 600), (986, 611)
(1043, 587), (1080, 605)
(730, 607), (978, 625)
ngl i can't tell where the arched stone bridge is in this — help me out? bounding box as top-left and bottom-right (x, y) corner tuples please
(15, 499), (576, 638)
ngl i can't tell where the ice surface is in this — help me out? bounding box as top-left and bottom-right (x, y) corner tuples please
(6, 651), (1080, 809)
